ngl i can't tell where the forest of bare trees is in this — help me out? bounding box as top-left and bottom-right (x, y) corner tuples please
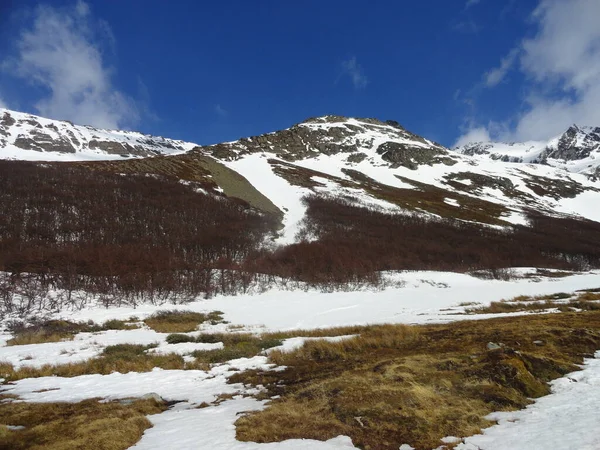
(2, 161), (600, 316)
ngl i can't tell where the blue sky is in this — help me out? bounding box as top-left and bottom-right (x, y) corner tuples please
(1, 0), (599, 147)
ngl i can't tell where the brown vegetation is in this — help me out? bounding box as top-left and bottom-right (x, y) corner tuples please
(0, 161), (277, 314)
(143, 310), (225, 333)
(0, 397), (165, 450)
(252, 194), (600, 284)
(0, 344), (184, 382)
(6, 319), (137, 346)
(2, 160), (600, 316)
(466, 290), (600, 314)
(233, 312), (600, 450)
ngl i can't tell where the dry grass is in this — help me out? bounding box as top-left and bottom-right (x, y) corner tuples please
(6, 319), (138, 346)
(143, 310), (225, 333)
(191, 333), (283, 364)
(166, 327), (365, 364)
(233, 312), (600, 450)
(0, 344), (184, 382)
(466, 290), (600, 315)
(0, 397), (165, 450)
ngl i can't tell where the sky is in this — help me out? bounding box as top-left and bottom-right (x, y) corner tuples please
(0, 0), (599, 148)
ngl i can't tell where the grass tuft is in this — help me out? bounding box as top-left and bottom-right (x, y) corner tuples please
(6, 319), (138, 346)
(0, 344), (182, 382)
(0, 397), (165, 450)
(143, 310), (225, 333)
(466, 290), (600, 315)
(192, 333), (283, 364)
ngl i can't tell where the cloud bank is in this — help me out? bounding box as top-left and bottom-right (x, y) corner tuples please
(3, 1), (138, 129)
(457, 0), (600, 145)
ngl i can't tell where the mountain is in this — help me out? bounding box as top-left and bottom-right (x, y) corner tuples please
(454, 125), (600, 177)
(2, 109), (600, 240)
(0, 108), (196, 161)
(2, 107), (600, 310)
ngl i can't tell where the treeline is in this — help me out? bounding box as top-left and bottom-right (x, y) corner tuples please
(2, 161), (600, 317)
(255, 194), (600, 282)
(0, 161), (277, 313)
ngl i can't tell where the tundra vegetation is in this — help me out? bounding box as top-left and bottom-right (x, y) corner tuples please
(233, 311), (600, 450)
(2, 306), (600, 449)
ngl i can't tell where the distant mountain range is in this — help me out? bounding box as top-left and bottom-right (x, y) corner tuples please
(454, 125), (600, 177)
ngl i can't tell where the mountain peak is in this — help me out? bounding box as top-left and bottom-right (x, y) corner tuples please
(0, 107), (196, 161)
(300, 115), (404, 128)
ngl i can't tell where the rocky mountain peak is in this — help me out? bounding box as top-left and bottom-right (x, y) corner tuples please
(0, 108), (196, 161)
(197, 115), (454, 170)
(454, 123), (600, 176)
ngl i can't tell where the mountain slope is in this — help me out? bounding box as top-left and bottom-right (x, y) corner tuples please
(188, 116), (600, 243)
(2, 108), (600, 306)
(2, 109), (600, 242)
(0, 108), (196, 161)
(454, 125), (600, 177)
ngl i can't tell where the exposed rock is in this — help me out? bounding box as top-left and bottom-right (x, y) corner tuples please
(548, 125), (600, 161)
(1, 112), (16, 127)
(14, 130), (76, 153)
(199, 116), (449, 169)
(88, 140), (158, 157)
(376, 141), (455, 170)
(346, 152), (367, 163)
(487, 342), (503, 351)
(445, 172), (517, 195)
(0, 108), (193, 158)
(118, 392), (164, 405)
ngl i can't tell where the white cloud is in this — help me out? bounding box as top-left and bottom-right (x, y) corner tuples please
(215, 104), (228, 117)
(454, 126), (491, 147)
(484, 48), (520, 87)
(465, 0), (481, 9)
(457, 0), (600, 144)
(3, 1), (138, 129)
(341, 56), (368, 89)
(0, 96), (7, 109)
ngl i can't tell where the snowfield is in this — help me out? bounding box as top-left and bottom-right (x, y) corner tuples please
(2, 269), (600, 449)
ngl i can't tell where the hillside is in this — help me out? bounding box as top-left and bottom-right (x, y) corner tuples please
(2, 109), (600, 450)
(0, 108), (196, 160)
(2, 109), (600, 311)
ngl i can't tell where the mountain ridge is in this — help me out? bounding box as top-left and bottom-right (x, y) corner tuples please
(0, 108), (196, 161)
(454, 124), (600, 177)
(1, 107), (600, 236)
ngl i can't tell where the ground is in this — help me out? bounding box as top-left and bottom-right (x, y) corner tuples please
(1, 268), (600, 449)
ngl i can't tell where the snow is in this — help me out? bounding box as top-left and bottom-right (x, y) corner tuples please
(443, 198), (460, 207)
(457, 351), (600, 450)
(223, 154), (309, 245)
(35, 270), (600, 333)
(133, 397), (356, 450)
(554, 190), (600, 223)
(3, 270), (600, 449)
(0, 108), (195, 162)
(0, 328), (169, 369)
(265, 335), (357, 354)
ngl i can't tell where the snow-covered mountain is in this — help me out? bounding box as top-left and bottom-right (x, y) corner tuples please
(2, 108), (600, 243)
(0, 108), (196, 161)
(184, 115), (600, 242)
(454, 125), (600, 177)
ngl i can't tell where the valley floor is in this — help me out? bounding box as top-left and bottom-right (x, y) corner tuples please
(2, 269), (600, 449)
